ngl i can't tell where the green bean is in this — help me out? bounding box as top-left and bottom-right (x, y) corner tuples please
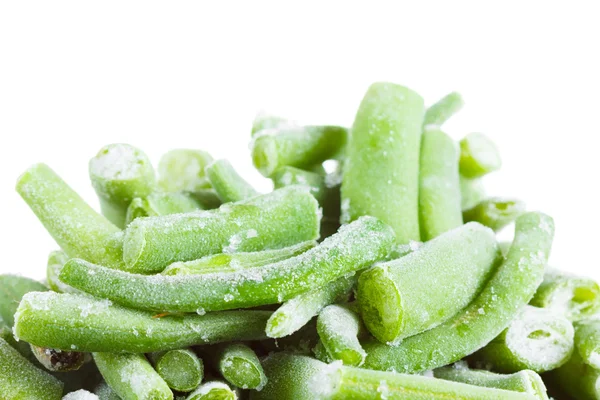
(89, 144), (156, 228)
(463, 197), (526, 232)
(186, 381), (237, 400)
(470, 306), (574, 373)
(266, 276), (354, 338)
(62, 389), (100, 400)
(433, 366), (549, 400)
(93, 352), (172, 400)
(190, 189), (222, 210)
(423, 91), (464, 127)
(208, 343), (267, 390)
(158, 149), (214, 192)
(459, 132), (502, 179)
(206, 159), (258, 203)
(363, 211), (554, 373)
(313, 339), (333, 363)
(574, 319), (600, 369)
(149, 348), (204, 392)
(94, 382), (121, 400)
(460, 175), (486, 212)
(0, 274), (48, 327)
(357, 222), (499, 343)
(546, 351), (600, 400)
(531, 269), (600, 321)
(251, 125), (348, 177)
(259, 320), (319, 356)
(122, 185), (321, 273)
(46, 250), (82, 294)
(341, 82), (424, 244)
(317, 304), (366, 366)
(125, 192), (203, 225)
(250, 353), (536, 400)
(14, 292), (271, 353)
(251, 112), (289, 137)
(16, 163), (125, 269)
(61, 216), (394, 313)
(0, 337), (64, 400)
(0, 321), (32, 360)
(419, 127), (463, 240)
(30, 344), (86, 372)
(161, 241), (316, 276)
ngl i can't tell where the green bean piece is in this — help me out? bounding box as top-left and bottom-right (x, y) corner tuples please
(459, 132), (502, 179)
(0, 274), (48, 327)
(122, 185), (321, 273)
(209, 343), (267, 390)
(61, 216), (394, 313)
(531, 269), (600, 321)
(341, 82), (425, 244)
(251, 112), (289, 137)
(62, 389), (100, 400)
(460, 176), (486, 211)
(575, 319), (600, 369)
(470, 306), (574, 373)
(423, 91), (464, 127)
(546, 351), (600, 400)
(463, 197), (526, 232)
(161, 241), (316, 276)
(250, 353), (536, 400)
(186, 381), (237, 400)
(125, 192), (203, 225)
(89, 144), (156, 228)
(16, 163), (125, 269)
(47, 250), (82, 294)
(419, 127), (463, 240)
(206, 159), (258, 203)
(190, 189), (222, 210)
(94, 352), (172, 400)
(317, 304), (366, 366)
(266, 276), (354, 339)
(149, 349), (204, 392)
(363, 211), (554, 373)
(259, 320), (319, 356)
(30, 344), (86, 372)
(0, 338), (64, 400)
(158, 149), (214, 193)
(433, 366), (549, 400)
(94, 382), (121, 400)
(0, 321), (32, 361)
(14, 292), (271, 353)
(313, 340), (333, 363)
(357, 222), (499, 343)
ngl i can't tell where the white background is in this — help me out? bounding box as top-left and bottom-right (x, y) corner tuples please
(0, 2), (598, 278)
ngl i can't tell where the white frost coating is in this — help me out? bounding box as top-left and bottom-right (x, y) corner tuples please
(196, 307), (206, 316)
(280, 172), (293, 186)
(247, 229), (258, 239)
(193, 381), (231, 396)
(310, 360), (342, 397)
(453, 360), (469, 370)
(23, 291), (52, 311)
(223, 229), (258, 253)
(421, 370), (434, 377)
(224, 294), (235, 302)
(62, 389), (100, 400)
(78, 297), (112, 318)
(325, 170), (343, 188)
(377, 379), (390, 399)
(408, 240), (421, 251)
(89, 144), (144, 180)
(120, 361), (156, 396)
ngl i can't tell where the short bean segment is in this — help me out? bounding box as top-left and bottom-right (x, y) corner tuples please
(208, 343), (267, 390)
(93, 352), (172, 400)
(463, 197), (526, 232)
(363, 212), (554, 373)
(0, 274), (48, 327)
(16, 163), (125, 269)
(89, 144), (156, 228)
(459, 132), (502, 179)
(266, 275), (355, 339)
(460, 176), (486, 211)
(574, 319), (600, 369)
(122, 185), (321, 273)
(206, 159), (258, 203)
(317, 304), (366, 367)
(186, 381), (237, 400)
(14, 292), (271, 353)
(46, 250), (81, 294)
(546, 351), (600, 400)
(125, 192), (203, 225)
(423, 91), (465, 127)
(158, 149), (214, 193)
(357, 222), (499, 344)
(470, 306), (574, 373)
(149, 348), (204, 392)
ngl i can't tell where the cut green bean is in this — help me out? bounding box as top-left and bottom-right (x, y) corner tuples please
(0, 337), (64, 400)
(317, 304), (366, 366)
(190, 189), (222, 210)
(0, 274), (48, 327)
(158, 149), (214, 192)
(250, 353), (536, 400)
(357, 222), (499, 343)
(266, 276), (354, 338)
(463, 197), (526, 232)
(459, 132), (502, 179)
(62, 389), (100, 400)
(531, 269), (600, 321)
(363, 212), (554, 373)
(162, 241), (316, 276)
(122, 185), (321, 273)
(125, 192), (203, 225)
(47, 250), (81, 294)
(16, 163), (125, 269)
(341, 82), (424, 244)
(470, 306), (574, 373)
(433, 366), (549, 400)
(209, 343), (267, 390)
(94, 352), (172, 400)
(546, 351), (600, 400)
(89, 144), (156, 228)
(251, 125), (348, 177)
(419, 127), (463, 240)
(30, 344), (86, 372)
(460, 176), (486, 211)
(423, 91), (464, 127)
(186, 381), (237, 400)
(206, 159), (258, 203)
(313, 340), (333, 363)
(14, 292), (271, 353)
(575, 319), (600, 369)
(149, 348), (204, 392)
(61, 216), (394, 313)
(251, 112), (289, 137)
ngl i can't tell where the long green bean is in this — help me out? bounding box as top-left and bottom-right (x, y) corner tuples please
(423, 91), (464, 127)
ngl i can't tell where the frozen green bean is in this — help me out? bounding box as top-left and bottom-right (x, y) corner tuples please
(363, 212), (554, 373)
(94, 382), (121, 400)
(47, 250), (81, 294)
(149, 348), (204, 392)
(206, 159), (258, 203)
(459, 132), (502, 179)
(317, 304), (366, 366)
(423, 91), (464, 127)
(61, 217), (394, 313)
(575, 319), (600, 369)
(460, 176), (486, 211)
(470, 306), (574, 373)
(14, 292), (271, 353)
(419, 127), (463, 240)
(186, 381), (237, 400)
(125, 192), (203, 225)
(30, 344), (86, 372)
(158, 149), (214, 192)
(313, 340), (333, 363)
(209, 343), (267, 390)
(0, 338), (64, 400)
(122, 185), (321, 273)
(190, 189), (222, 210)
(341, 82), (424, 244)
(251, 112), (289, 137)
(16, 163), (125, 269)
(94, 352), (172, 400)
(0, 274), (48, 327)
(89, 144), (156, 228)
(546, 351), (600, 400)
(0, 321), (34, 362)
(357, 222), (499, 343)
(463, 197), (526, 232)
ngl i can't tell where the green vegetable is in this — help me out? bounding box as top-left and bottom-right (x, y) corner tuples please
(463, 197), (526, 232)
(459, 132), (502, 179)
(460, 176), (486, 211)
(149, 348), (204, 392)
(158, 149), (214, 192)
(423, 91), (464, 127)
(46, 250), (81, 294)
(546, 351), (600, 400)
(208, 343), (267, 390)
(125, 192), (203, 225)
(206, 159), (258, 203)
(317, 304), (366, 366)
(94, 382), (121, 400)
(574, 319), (600, 369)
(0, 274), (48, 327)
(190, 189), (222, 209)
(251, 112), (289, 136)
(186, 381), (237, 400)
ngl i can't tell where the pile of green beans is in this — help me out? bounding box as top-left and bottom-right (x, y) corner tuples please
(2, 81), (595, 400)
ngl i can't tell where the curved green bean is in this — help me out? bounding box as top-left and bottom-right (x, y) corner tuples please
(0, 274), (48, 327)
(423, 91), (464, 127)
(209, 343), (267, 390)
(158, 149), (214, 193)
(459, 132), (502, 179)
(575, 319), (600, 369)
(206, 159), (258, 203)
(150, 348), (204, 392)
(125, 192), (203, 225)
(186, 381), (237, 400)
(463, 197), (526, 232)
(317, 304), (366, 366)
(460, 176), (486, 211)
